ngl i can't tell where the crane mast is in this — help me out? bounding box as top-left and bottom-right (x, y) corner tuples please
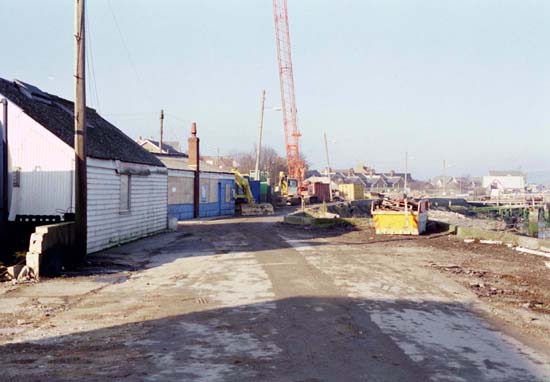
(272, 0), (304, 185)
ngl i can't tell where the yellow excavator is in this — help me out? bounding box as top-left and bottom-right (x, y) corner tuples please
(275, 171), (302, 205)
(232, 169), (274, 216)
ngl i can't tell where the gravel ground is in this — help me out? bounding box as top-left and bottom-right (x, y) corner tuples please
(0, 215), (549, 381)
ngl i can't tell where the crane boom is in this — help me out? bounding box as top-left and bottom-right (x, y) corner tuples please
(272, 0), (304, 185)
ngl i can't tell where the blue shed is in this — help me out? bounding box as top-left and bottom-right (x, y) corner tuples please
(159, 155), (235, 220)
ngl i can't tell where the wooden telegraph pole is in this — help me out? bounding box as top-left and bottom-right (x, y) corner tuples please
(159, 109), (164, 153)
(74, 0), (87, 259)
(254, 90), (266, 181)
(323, 132), (333, 201)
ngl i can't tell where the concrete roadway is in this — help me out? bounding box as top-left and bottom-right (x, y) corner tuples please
(0, 215), (549, 381)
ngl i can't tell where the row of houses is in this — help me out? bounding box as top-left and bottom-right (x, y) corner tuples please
(307, 164), (529, 197)
(305, 166), (415, 194)
(0, 78), (235, 254)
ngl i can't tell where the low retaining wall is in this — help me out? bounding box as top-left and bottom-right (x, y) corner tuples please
(26, 222), (76, 278)
(455, 225), (550, 252)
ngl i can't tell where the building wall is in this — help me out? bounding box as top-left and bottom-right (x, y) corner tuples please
(167, 170), (195, 220)
(4, 98), (75, 219)
(87, 158), (167, 253)
(167, 169), (235, 220)
(482, 176), (525, 191)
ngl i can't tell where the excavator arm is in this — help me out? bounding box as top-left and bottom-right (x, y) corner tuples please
(232, 169), (255, 204)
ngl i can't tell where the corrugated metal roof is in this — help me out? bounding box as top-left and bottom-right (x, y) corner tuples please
(0, 77), (164, 167)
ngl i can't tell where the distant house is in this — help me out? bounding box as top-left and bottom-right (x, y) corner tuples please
(201, 155), (238, 171)
(431, 175), (462, 193)
(137, 138), (182, 155)
(409, 180), (434, 192)
(305, 169), (322, 178)
(381, 171), (409, 191)
(0, 78), (167, 253)
(331, 171), (348, 185)
(482, 170), (526, 192)
(355, 173), (387, 192)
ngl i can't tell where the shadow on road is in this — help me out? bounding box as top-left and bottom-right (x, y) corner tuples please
(0, 296), (546, 382)
(63, 216), (356, 278)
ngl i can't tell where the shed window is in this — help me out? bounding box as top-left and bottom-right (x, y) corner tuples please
(201, 184), (207, 203)
(120, 174), (131, 212)
(225, 184), (231, 203)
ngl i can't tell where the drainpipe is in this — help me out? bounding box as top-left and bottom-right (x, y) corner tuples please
(1, 98), (7, 223)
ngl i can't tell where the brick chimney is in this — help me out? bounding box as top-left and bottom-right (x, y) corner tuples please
(188, 122), (200, 218)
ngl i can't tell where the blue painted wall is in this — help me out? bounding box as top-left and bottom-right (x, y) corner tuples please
(168, 203), (194, 220)
(168, 178), (235, 220)
(218, 179), (235, 216)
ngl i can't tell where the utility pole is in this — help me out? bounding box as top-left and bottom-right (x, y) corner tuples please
(404, 151), (409, 230)
(443, 159), (447, 196)
(159, 109), (164, 153)
(323, 132), (333, 201)
(254, 90), (266, 181)
(74, 0), (87, 259)
(404, 151), (408, 194)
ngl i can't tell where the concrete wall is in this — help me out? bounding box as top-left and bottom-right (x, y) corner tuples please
(455, 225), (550, 251)
(26, 221), (75, 277)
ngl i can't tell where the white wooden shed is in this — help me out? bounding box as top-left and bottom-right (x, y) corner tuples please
(0, 78), (167, 253)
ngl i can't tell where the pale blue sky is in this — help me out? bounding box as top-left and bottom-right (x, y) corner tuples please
(1, 1), (549, 181)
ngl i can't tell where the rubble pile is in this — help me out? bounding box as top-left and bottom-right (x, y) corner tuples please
(372, 197), (418, 212)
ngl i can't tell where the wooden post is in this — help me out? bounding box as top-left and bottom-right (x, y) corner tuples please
(74, 0), (87, 259)
(254, 90), (266, 181)
(323, 132), (333, 201)
(159, 109), (164, 153)
(404, 151), (409, 230)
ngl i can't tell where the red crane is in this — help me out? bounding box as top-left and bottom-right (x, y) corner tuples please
(272, 0), (304, 186)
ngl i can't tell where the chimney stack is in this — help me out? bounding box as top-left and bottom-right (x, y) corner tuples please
(188, 122), (200, 218)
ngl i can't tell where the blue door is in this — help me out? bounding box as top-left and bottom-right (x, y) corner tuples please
(217, 182), (222, 216)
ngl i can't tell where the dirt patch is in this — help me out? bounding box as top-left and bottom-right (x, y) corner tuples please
(343, 227), (550, 345)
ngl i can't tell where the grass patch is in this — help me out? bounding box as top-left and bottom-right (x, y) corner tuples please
(311, 218), (354, 228)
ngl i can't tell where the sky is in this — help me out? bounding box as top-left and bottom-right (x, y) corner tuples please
(1, 0), (549, 182)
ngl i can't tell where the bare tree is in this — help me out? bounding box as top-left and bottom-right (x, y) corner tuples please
(233, 146), (289, 185)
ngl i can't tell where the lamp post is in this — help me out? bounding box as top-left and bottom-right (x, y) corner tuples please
(404, 152), (415, 230)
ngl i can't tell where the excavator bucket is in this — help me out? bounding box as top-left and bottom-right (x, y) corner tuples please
(239, 203), (275, 216)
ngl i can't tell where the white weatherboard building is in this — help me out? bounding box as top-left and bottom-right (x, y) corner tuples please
(482, 170), (526, 192)
(0, 78), (167, 253)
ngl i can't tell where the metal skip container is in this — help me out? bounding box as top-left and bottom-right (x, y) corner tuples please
(372, 199), (429, 235)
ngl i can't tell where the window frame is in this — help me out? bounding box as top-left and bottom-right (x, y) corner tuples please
(119, 174), (131, 214)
